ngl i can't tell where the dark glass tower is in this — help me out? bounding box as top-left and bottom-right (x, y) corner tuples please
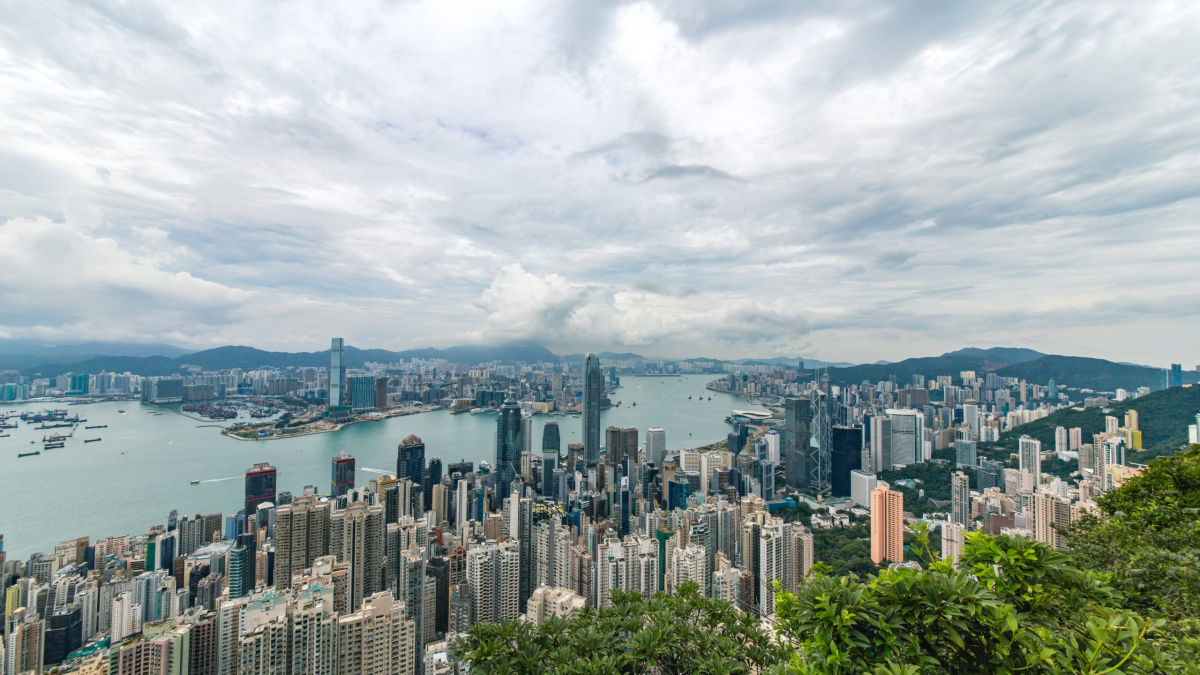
(424, 456), (442, 510)
(582, 352), (602, 466)
(542, 420), (561, 453)
(229, 532), (256, 598)
(541, 421), (560, 497)
(830, 426), (862, 497)
(397, 434), (426, 486)
(244, 463), (276, 528)
(332, 452), (355, 497)
(495, 397), (523, 498)
(782, 397), (811, 491)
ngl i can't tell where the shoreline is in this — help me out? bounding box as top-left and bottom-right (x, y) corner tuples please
(220, 405), (443, 441)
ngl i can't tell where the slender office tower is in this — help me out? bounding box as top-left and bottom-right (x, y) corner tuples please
(329, 338), (345, 407)
(541, 421), (560, 497)
(583, 352), (602, 466)
(494, 398), (523, 498)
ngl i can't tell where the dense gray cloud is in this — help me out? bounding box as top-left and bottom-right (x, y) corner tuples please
(0, 0), (1198, 365)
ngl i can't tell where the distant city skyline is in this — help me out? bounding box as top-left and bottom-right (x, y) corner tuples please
(2, 2), (1199, 366)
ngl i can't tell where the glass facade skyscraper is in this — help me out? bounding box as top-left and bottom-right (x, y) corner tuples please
(582, 352), (602, 466)
(495, 397), (523, 498)
(329, 337), (345, 407)
(244, 463), (276, 526)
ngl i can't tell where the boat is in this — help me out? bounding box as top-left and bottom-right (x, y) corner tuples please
(469, 408), (485, 414)
(118, 410), (126, 413)
(44, 442), (65, 449)
(85, 424), (107, 429)
(0, 433), (8, 438)
(85, 438), (101, 443)
(688, 395), (692, 399)
(18, 451), (40, 457)
(631, 402), (636, 407)
(191, 479), (201, 485)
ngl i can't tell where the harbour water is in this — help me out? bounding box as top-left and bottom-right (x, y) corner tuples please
(0, 375), (762, 558)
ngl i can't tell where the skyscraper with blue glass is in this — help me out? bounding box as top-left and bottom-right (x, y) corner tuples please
(329, 337), (345, 406)
(582, 352), (602, 466)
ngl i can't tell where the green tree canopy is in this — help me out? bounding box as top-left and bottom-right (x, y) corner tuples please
(455, 582), (787, 675)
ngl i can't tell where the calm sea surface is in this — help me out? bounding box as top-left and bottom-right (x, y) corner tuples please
(0, 374), (762, 558)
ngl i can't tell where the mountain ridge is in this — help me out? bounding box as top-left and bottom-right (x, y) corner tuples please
(14, 342), (1194, 393)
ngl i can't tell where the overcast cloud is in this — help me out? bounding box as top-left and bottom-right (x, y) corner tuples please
(1, 0), (1198, 364)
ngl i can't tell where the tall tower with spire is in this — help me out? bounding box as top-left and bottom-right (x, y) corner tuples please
(582, 352), (602, 466)
(495, 397), (524, 498)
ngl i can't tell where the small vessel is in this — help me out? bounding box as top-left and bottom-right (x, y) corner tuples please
(191, 479), (201, 485)
(18, 451), (40, 457)
(631, 401), (636, 407)
(85, 438), (101, 443)
(688, 395), (692, 399)
(118, 410), (126, 413)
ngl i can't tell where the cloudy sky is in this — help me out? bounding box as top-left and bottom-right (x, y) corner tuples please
(1, 0), (1198, 364)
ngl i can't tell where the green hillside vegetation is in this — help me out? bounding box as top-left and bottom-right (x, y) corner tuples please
(459, 446), (1200, 674)
(820, 354), (1011, 386)
(996, 354), (1199, 391)
(776, 506), (876, 577)
(989, 384), (1200, 461)
(878, 460), (974, 516)
(816, 352), (1187, 395)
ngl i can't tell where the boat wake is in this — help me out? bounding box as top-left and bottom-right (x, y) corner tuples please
(200, 476), (238, 483)
(360, 467), (391, 474)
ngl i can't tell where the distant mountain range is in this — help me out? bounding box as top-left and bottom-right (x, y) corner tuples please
(9, 341), (1193, 393)
(0, 340), (193, 370)
(18, 343), (559, 378)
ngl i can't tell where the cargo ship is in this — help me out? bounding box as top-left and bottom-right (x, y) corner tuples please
(85, 424), (107, 429)
(85, 438), (101, 443)
(44, 442), (65, 449)
(19, 451), (40, 457)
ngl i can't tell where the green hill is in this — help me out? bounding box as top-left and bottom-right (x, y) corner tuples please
(941, 346), (1046, 364)
(995, 355), (1198, 392)
(820, 354), (1006, 385)
(991, 385), (1200, 461)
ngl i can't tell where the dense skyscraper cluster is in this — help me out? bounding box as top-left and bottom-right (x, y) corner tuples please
(2, 343), (1187, 675)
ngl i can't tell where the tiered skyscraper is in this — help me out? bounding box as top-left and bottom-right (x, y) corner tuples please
(494, 397), (523, 498)
(582, 352), (602, 466)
